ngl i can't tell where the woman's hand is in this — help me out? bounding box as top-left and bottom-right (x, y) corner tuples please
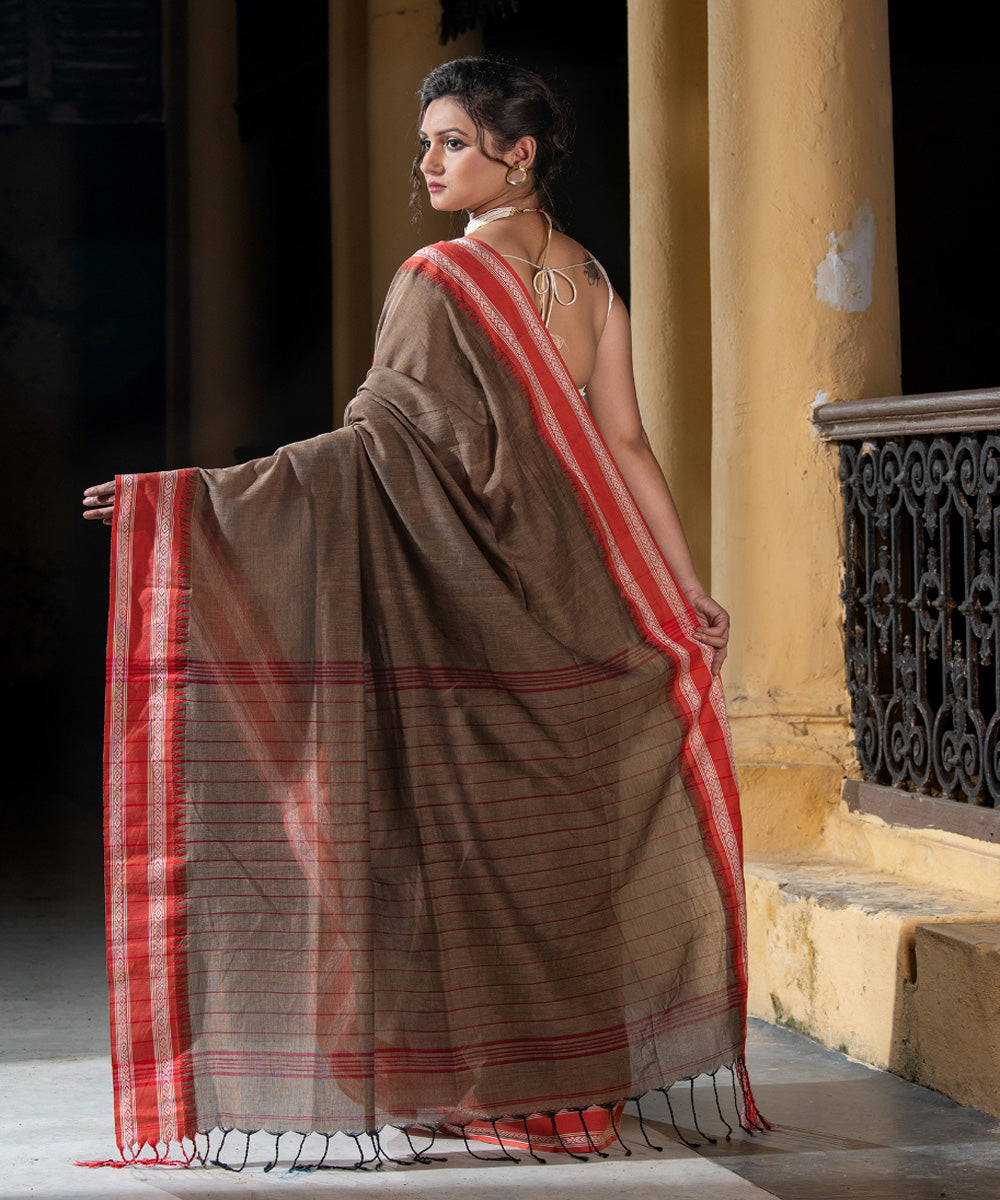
(82, 480), (116, 525)
(687, 590), (730, 677)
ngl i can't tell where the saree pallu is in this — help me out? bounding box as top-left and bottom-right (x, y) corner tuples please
(103, 237), (753, 1160)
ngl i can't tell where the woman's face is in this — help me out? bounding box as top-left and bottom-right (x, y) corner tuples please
(419, 97), (516, 214)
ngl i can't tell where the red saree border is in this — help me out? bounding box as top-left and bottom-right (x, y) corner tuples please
(105, 468), (197, 1155)
(402, 239), (748, 1003)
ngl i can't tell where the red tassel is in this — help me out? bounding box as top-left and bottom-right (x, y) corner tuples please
(76, 1157), (194, 1168)
(734, 1057), (774, 1132)
(76, 1141), (196, 1169)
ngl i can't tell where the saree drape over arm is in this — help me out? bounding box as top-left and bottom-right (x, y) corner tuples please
(103, 237), (754, 1159)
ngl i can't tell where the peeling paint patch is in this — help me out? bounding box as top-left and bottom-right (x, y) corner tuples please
(815, 199), (876, 312)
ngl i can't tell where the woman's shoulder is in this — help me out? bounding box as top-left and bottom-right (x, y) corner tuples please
(547, 231), (615, 305)
(548, 228), (596, 266)
(542, 230), (615, 297)
(403, 239), (458, 263)
(471, 224), (613, 284)
(463, 220), (586, 263)
(391, 240), (474, 283)
(397, 233), (615, 314)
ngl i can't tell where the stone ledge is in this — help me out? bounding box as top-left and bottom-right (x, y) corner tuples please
(811, 386), (1000, 440)
(748, 857), (993, 921)
(843, 779), (1000, 843)
(745, 857), (1000, 1080)
(893, 922), (1000, 1119)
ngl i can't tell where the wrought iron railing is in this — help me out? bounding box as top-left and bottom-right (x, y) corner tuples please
(814, 389), (1000, 809)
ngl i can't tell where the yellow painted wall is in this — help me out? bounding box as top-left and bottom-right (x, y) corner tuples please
(365, 1), (478, 324)
(628, 0), (713, 590)
(329, 1), (373, 422)
(167, 0), (264, 467)
(706, 0), (900, 840)
(329, 1), (479, 421)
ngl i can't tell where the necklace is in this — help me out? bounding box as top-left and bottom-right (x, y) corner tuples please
(464, 206), (548, 235)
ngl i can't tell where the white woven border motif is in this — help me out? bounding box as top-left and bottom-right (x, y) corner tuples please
(108, 473), (137, 1147)
(148, 472), (179, 1139)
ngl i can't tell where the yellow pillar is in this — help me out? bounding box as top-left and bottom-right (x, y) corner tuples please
(329, 1), (373, 424)
(178, 0), (262, 466)
(365, 1), (478, 325)
(706, 0), (901, 849)
(628, 0), (712, 589)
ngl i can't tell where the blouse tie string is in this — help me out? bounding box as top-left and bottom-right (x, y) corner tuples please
(531, 264), (578, 328)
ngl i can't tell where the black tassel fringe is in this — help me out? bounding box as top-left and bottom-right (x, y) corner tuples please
(76, 1058), (768, 1172)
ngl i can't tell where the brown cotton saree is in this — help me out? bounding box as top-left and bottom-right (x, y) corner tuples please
(101, 237), (754, 1162)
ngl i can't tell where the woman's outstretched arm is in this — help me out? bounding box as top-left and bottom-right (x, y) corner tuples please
(585, 296), (729, 675)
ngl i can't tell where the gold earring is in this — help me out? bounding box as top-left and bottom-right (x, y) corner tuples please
(505, 163), (529, 186)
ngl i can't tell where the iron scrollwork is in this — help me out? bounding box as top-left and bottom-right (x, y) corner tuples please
(840, 433), (1000, 807)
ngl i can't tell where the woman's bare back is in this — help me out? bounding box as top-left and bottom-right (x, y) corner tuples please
(467, 217), (613, 390)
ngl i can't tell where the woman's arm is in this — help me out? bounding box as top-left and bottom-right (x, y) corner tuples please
(585, 296), (729, 675)
(82, 480), (115, 524)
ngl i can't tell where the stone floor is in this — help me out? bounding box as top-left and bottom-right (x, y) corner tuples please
(3, 801), (999, 1198)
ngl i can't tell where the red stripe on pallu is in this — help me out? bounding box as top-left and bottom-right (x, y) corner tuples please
(178, 709), (677, 772)
(180, 643), (652, 691)
(178, 823), (709, 903)
(105, 469), (197, 1155)
(402, 239), (748, 1011)
(182, 937), (730, 1015)
(186, 987), (744, 1084)
(183, 664), (661, 717)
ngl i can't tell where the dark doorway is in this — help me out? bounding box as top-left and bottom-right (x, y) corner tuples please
(476, 0), (630, 302)
(0, 123), (167, 825)
(889, 5), (1000, 394)
(1, 3), (334, 857)
(233, 0), (332, 457)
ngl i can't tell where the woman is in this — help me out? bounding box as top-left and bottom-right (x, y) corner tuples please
(83, 57), (760, 1168)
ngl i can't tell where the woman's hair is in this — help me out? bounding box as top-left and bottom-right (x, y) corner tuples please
(412, 57), (572, 217)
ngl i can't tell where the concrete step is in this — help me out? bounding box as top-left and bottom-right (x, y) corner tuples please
(745, 857), (1000, 1117)
(900, 921), (1000, 1118)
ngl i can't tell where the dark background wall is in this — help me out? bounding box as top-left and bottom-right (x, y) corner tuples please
(481, 1), (630, 301)
(231, 0), (331, 458)
(889, 3), (999, 395)
(0, 124), (167, 813)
